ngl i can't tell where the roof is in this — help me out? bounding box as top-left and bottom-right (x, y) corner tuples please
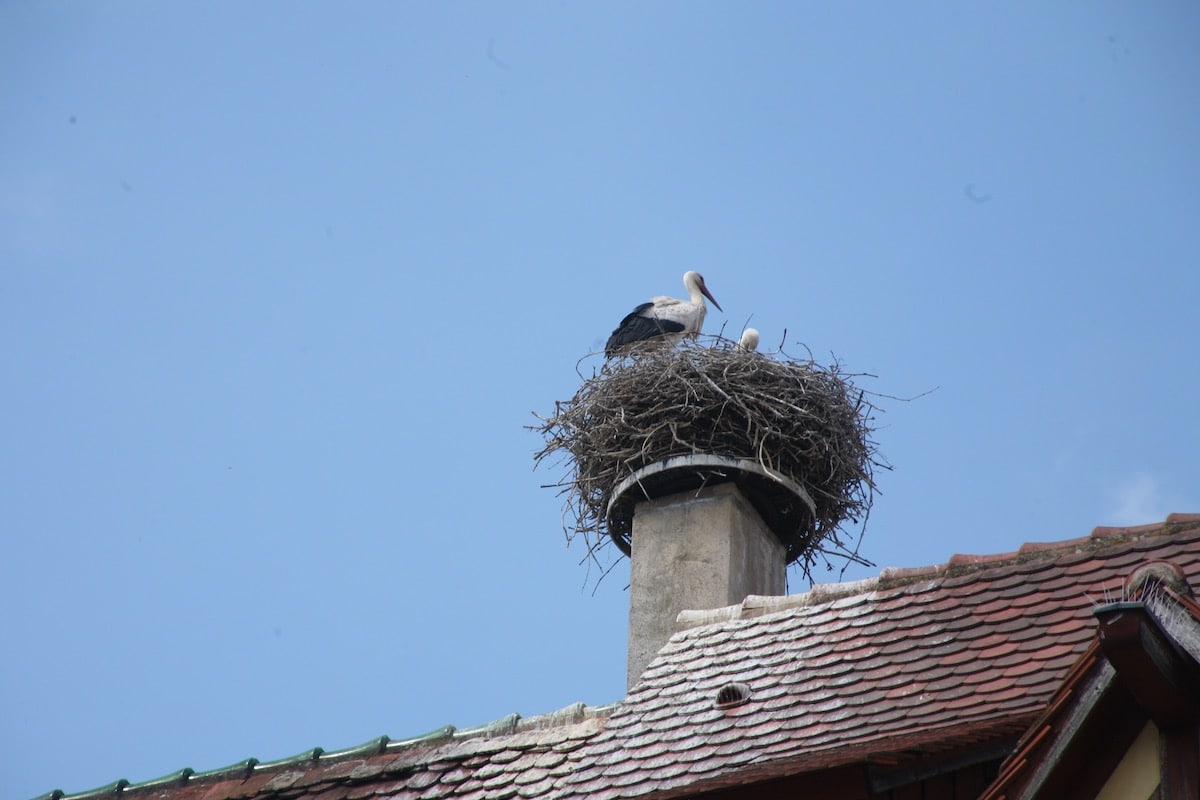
(559, 513), (1200, 799)
(980, 575), (1200, 800)
(37, 513), (1200, 800)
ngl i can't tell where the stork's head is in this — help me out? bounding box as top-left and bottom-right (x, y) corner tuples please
(684, 271), (723, 312)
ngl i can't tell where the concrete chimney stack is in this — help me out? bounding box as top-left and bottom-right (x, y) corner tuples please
(534, 345), (864, 693)
(626, 482), (785, 688)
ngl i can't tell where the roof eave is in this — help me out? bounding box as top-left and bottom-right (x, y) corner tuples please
(1095, 600), (1200, 727)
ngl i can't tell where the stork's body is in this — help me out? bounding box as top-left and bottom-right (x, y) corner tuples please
(605, 271), (722, 357)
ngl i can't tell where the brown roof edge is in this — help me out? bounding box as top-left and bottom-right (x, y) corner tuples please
(679, 513), (1200, 628)
(1090, 512), (1200, 540)
(948, 513), (1200, 577)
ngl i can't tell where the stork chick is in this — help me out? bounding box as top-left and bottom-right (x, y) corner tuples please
(737, 328), (760, 352)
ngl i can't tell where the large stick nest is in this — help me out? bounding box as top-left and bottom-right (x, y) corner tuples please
(534, 335), (885, 579)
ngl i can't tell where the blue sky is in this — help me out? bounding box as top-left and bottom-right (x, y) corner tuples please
(3, 3), (1198, 798)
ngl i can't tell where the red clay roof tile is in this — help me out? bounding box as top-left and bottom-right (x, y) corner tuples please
(307, 787), (350, 800)
(60, 515), (1200, 800)
(552, 516), (1200, 798)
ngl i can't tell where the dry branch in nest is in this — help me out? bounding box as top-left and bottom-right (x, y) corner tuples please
(533, 334), (886, 581)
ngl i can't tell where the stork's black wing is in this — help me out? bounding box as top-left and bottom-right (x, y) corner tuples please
(605, 303), (686, 357)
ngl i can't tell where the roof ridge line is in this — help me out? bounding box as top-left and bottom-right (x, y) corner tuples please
(675, 579), (884, 629)
(677, 513), (1200, 626)
(515, 701), (616, 732)
(32, 703), (616, 800)
(883, 512), (1200, 586)
(948, 513), (1200, 574)
(449, 701), (615, 741)
(1090, 512), (1200, 540)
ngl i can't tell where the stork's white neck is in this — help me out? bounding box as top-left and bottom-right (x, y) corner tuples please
(682, 271), (705, 306)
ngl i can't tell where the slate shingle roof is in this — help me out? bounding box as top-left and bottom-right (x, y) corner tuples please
(40, 514), (1200, 800)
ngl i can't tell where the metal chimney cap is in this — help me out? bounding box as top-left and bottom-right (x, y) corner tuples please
(605, 454), (817, 560)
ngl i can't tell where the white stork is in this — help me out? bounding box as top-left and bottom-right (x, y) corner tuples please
(737, 328), (760, 352)
(604, 271), (722, 357)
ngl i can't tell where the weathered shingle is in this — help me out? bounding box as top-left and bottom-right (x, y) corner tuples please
(556, 514), (1200, 798)
(39, 514), (1200, 800)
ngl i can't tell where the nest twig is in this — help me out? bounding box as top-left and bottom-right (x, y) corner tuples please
(532, 335), (886, 581)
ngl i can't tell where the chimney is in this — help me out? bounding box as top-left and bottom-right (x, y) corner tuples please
(626, 481), (785, 688)
(533, 343), (871, 692)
